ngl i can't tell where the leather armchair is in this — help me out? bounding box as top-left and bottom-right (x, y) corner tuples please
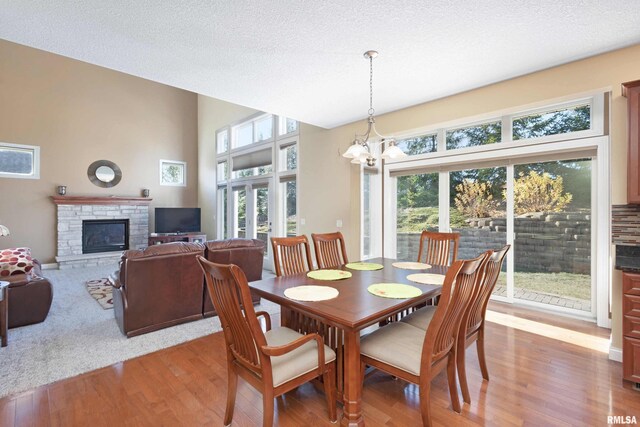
(5, 260), (53, 328)
(112, 242), (205, 338)
(204, 238), (265, 317)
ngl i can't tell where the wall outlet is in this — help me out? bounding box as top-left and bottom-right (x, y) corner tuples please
(336, 219), (343, 228)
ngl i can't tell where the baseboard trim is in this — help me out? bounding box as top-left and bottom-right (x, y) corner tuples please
(41, 263), (58, 270)
(609, 346), (622, 362)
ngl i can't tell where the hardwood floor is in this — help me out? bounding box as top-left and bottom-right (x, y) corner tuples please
(1, 302), (639, 426)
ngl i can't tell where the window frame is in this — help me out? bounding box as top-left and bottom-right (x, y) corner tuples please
(385, 94), (605, 165)
(0, 142), (41, 180)
(380, 92), (610, 328)
(159, 159), (187, 187)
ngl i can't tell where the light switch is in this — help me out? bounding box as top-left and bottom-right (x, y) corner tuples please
(336, 219), (343, 228)
(300, 218), (306, 225)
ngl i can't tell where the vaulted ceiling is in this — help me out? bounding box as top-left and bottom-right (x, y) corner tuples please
(2, 1), (639, 128)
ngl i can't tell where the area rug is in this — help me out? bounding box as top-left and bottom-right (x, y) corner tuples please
(85, 278), (113, 309)
(0, 264), (280, 399)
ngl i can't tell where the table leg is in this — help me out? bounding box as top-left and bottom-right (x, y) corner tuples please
(341, 329), (364, 426)
(0, 288), (7, 347)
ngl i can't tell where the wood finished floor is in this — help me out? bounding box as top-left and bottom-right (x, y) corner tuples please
(1, 302), (639, 426)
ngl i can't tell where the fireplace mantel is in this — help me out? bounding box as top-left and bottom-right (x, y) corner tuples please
(51, 196), (153, 205)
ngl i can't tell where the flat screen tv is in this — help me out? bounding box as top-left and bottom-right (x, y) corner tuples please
(155, 208), (201, 234)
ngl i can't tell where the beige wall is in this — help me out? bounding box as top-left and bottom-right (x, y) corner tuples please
(197, 96), (258, 239)
(0, 40), (198, 263)
(300, 43), (640, 353)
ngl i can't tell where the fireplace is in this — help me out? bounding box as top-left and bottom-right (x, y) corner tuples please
(82, 219), (129, 254)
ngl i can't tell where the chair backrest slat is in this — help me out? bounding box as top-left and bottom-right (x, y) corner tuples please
(197, 256), (266, 374)
(417, 231), (460, 266)
(271, 236), (314, 276)
(312, 232), (348, 269)
(420, 252), (488, 370)
(465, 245), (510, 336)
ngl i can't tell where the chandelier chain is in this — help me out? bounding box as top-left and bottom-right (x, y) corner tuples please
(368, 54), (374, 116)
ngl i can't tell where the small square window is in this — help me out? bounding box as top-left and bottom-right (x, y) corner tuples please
(0, 143), (40, 179)
(160, 159), (187, 186)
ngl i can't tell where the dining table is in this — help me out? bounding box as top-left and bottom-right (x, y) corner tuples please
(248, 257), (447, 427)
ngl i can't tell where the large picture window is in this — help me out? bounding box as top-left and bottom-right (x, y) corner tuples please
(380, 93), (608, 327)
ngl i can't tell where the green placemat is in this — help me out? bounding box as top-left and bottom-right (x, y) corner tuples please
(345, 262), (384, 271)
(367, 283), (423, 299)
(307, 269), (352, 281)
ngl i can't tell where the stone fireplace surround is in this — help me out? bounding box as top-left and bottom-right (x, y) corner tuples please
(52, 196), (151, 269)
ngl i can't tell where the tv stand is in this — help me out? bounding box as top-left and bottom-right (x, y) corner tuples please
(148, 233), (206, 246)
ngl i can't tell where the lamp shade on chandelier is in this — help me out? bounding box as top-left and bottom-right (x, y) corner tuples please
(342, 51), (407, 166)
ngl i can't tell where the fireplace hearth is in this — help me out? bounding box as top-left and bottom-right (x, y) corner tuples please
(82, 219), (129, 254)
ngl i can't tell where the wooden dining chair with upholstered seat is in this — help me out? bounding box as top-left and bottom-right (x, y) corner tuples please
(417, 231), (460, 266)
(311, 231), (348, 269)
(456, 244), (510, 404)
(360, 252), (489, 427)
(196, 256), (337, 427)
(271, 235), (314, 277)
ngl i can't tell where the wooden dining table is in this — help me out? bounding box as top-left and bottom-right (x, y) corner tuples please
(249, 257), (446, 427)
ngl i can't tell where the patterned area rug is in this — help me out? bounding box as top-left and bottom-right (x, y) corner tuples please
(85, 278), (113, 309)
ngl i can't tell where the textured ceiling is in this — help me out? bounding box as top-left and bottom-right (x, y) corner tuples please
(1, 1), (639, 128)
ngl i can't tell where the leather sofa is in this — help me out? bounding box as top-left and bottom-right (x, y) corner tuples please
(5, 260), (53, 328)
(203, 238), (265, 317)
(112, 239), (265, 337)
(112, 242), (206, 338)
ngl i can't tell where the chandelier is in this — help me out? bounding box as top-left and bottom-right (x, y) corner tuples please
(342, 50), (406, 167)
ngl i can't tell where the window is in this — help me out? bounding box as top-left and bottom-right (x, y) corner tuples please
(282, 179), (297, 237)
(395, 172), (439, 260)
(216, 112), (298, 267)
(217, 161), (228, 182)
(217, 187), (228, 239)
(446, 120), (501, 150)
(396, 133), (437, 156)
(255, 115), (273, 142)
(0, 142), (40, 179)
(159, 160), (186, 186)
(279, 144), (297, 171)
(232, 114), (274, 148)
(381, 93), (608, 325)
(234, 122), (253, 148)
(512, 103), (591, 140)
(279, 117), (299, 136)
(216, 129), (229, 154)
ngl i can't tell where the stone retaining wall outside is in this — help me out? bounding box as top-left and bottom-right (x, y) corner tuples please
(397, 211), (590, 274)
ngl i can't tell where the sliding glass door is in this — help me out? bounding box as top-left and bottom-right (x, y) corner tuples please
(512, 159), (592, 312)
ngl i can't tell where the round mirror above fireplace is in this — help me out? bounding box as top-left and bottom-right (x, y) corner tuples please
(87, 160), (122, 188)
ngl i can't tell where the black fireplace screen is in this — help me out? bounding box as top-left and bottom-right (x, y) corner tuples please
(82, 219), (129, 254)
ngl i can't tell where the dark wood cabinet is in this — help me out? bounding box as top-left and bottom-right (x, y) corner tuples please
(622, 272), (640, 383)
(622, 80), (640, 204)
(148, 233), (206, 246)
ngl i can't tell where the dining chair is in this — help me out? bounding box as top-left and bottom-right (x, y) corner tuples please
(311, 231), (349, 269)
(271, 235), (314, 277)
(196, 256), (337, 427)
(360, 253), (488, 427)
(456, 244), (510, 404)
(417, 231), (460, 266)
